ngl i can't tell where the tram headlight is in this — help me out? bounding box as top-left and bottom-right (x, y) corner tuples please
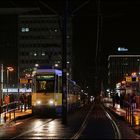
(49, 99), (54, 105)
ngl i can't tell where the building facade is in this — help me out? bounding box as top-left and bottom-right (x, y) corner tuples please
(108, 55), (140, 90)
(18, 14), (72, 79)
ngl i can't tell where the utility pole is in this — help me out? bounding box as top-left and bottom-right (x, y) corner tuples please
(37, 0), (90, 124)
(61, 0), (90, 124)
(62, 0), (68, 124)
(94, 0), (102, 96)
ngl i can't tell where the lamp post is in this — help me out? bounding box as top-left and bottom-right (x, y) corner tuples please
(6, 67), (14, 94)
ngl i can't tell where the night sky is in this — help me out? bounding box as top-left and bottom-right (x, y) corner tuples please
(0, 0), (140, 94)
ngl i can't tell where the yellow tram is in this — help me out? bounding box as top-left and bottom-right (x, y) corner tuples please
(31, 67), (82, 115)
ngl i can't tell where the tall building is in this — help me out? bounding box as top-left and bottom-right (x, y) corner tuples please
(108, 55), (140, 89)
(18, 14), (72, 79)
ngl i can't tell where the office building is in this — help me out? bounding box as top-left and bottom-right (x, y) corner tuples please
(108, 55), (140, 89)
(18, 14), (72, 79)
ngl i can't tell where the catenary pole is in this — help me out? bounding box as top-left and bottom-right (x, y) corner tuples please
(62, 0), (68, 124)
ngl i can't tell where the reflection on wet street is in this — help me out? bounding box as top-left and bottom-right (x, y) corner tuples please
(0, 116), (74, 139)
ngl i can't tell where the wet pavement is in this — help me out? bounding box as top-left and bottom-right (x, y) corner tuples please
(0, 99), (140, 139)
(0, 104), (92, 139)
(103, 97), (140, 137)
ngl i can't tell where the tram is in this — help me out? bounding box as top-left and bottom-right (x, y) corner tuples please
(31, 67), (83, 115)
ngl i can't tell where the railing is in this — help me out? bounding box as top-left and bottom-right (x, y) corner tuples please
(124, 101), (139, 127)
(0, 99), (32, 123)
(0, 101), (18, 123)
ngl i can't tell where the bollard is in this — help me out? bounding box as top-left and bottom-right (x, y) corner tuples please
(21, 103), (23, 112)
(4, 112), (6, 122)
(131, 106), (134, 127)
(130, 107), (132, 126)
(126, 107), (128, 120)
(9, 112), (11, 120)
(129, 107), (131, 124)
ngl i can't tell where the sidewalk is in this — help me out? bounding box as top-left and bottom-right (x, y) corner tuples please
(0, 108), (32, 126)
(103, 97), (140, 135)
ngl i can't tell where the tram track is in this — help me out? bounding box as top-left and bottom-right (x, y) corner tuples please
(71, 103), (95, 139)
(101, 105), (122, 139)
(71, 102), (122, 139)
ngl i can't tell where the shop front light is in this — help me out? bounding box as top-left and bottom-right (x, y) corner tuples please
(36, 100), (41, 105)
(49, 99), (54, 105)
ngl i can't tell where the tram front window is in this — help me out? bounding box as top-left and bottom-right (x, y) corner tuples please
(37, 80), (54, 93)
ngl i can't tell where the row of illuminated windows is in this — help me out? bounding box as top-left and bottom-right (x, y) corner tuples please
(21, 27), (60, 33)
(19, 43), (60, 48)
(19, 51), (61, 57)
(109, 58), (140, 63)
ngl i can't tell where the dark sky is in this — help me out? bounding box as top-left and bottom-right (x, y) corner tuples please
(72, 0), (140, 90)
(0, 0), (140, 93)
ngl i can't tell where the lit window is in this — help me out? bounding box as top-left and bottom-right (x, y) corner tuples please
(21, 27), (26, 32)
(34, 53), (37, 56)
(41, 52), (45, 56)
(21, 27), (30, 32)
(26, 27), (29, 32)
(54, 29), (58, 32)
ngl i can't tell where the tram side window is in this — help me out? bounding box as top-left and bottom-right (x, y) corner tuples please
(58, 76), (62, 93)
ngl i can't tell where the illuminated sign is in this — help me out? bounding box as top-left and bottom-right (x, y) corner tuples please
(20, 78), (32, 84)
(126, 76), (138, 82)
(117, 47), (128, 52)
(36, 75), (54, 80)
(126, 76), (131, 82)
(20, 78), (28, 84)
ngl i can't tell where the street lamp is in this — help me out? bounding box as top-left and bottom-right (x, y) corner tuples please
(6, 66), (14, 94)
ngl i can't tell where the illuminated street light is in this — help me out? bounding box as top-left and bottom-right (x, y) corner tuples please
(54, 63), (59, 67)
(7, 66), (14, 94)
(35, 63), (39, 67)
